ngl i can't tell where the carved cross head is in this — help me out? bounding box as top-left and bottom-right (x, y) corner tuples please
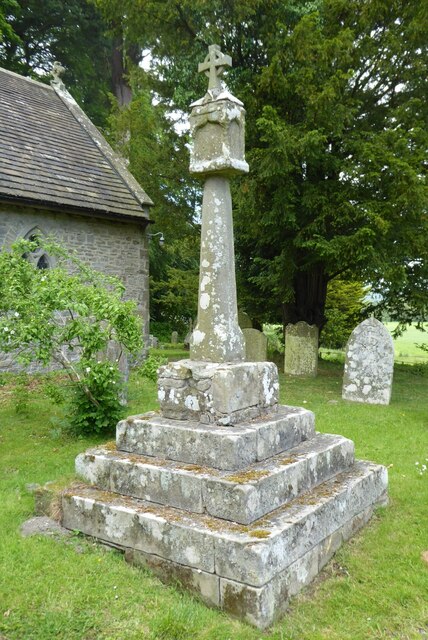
(198, 45), (232, 91)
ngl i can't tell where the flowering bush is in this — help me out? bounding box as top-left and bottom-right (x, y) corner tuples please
(0, 238), (143, 434)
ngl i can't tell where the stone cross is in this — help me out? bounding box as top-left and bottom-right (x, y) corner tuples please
(198, 44), (232, 91)
(51, 61), (66, 89)
(189, 46), (248, 362)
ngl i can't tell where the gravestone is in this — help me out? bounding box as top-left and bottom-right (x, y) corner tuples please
(238, 309), (253, 329)
(148, 335), (159, 348)
(243, 328), (267, 362)
(62, 46), (388, 629)
(342, 318), (394, 405)
(284, 321), (319, 377)
(171, 331), (178, 344)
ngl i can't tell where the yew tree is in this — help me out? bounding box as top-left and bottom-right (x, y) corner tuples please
(94, 0), (427, 333)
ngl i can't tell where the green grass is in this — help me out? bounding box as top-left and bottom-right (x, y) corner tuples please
(320, 322), (428, 366)
(386, 322), (428, 363)
(0, 358), (427, 640)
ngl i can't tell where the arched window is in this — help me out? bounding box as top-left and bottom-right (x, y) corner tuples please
(23, 228), (51, 269)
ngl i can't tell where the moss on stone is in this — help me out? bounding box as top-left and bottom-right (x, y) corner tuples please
(249, 529), (271, 539)
(224, 470), (270, 484)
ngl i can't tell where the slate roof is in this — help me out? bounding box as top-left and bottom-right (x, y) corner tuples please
(0, 67), (153, 221)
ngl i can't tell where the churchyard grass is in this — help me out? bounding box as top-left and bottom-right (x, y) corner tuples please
(0, 357), (427, 639)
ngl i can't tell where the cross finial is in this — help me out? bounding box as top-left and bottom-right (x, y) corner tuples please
(51, 61), (65, 86)
(198, 45), (232, 91)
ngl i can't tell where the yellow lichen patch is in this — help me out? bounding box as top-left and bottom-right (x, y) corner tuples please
(225, 470), (270, 484)
(182, 464), (207, 474)
(249, 529), (271, 539)
(279, 455), (298, 466)
(103, 441), (117, 452)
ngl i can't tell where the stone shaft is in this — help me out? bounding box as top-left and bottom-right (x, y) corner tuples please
(190, 176), (245, 362)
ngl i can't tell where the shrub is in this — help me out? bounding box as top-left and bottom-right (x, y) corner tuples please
(0, 238), (143, 434)
(139, 353), (168, 382)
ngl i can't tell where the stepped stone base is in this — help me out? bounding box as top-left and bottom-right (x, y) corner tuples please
(62, 371), (388, 629)
(76, 431), (354, 524)
(62, 461), (387, 629)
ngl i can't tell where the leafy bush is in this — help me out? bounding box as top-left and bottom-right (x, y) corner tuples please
(139, 353), (168, 382)
(0, 238), (143, 434)
(264, 324), (285, 355)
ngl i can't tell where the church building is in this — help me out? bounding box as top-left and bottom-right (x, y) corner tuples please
(0, 65), (153, 369)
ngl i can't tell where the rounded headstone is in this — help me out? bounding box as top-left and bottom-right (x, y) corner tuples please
(238, 310), (253, 329)
(342, 317), (394, 405)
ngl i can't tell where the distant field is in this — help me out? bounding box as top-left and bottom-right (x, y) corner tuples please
(385, 322), (428, 363)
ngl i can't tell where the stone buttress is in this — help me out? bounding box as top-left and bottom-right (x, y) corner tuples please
(61, 46), (388, 629)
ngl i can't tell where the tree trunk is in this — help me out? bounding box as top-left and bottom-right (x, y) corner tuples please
(282, 265), (329, 331)
(111, 29), (141, 107)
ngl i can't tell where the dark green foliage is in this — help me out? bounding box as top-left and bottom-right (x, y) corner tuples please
(0, 0), (113, 125)
(107, 67), (200, 327)
(97, 0), (427, 331)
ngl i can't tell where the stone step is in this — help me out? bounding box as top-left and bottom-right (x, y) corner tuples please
(62, 460), (387, 629)
(116, 404), (315, 471)
(76, 433), (354, 524)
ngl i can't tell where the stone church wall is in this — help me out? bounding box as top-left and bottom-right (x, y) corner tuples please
(0, 205), (150, 372)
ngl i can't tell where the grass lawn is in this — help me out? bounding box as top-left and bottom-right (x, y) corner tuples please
(386, 323), (428, 364)
(0, 355), (427, 640)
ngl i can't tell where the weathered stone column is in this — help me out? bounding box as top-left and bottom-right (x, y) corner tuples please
(189, 45), (248, 362)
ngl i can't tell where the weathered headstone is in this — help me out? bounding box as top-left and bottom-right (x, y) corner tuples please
(284, 321), (319, 377)
(148, 335), (159, 349)
(243, 327), (267, 362)
(238, 309), (253, 329)
(342, 317), (394, 405)
(171, 331), (178, 344)
(63, 45), (388, 630)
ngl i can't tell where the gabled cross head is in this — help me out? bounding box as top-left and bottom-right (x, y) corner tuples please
(198, 45), (232, 91)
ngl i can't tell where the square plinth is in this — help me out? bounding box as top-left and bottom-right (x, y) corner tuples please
(157, 359), (279, 425)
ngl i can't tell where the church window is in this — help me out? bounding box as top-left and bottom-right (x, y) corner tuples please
(23, 228), (51, 269)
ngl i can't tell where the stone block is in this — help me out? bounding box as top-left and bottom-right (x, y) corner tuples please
(284, 322), (319, 377)
(256, 406), (315, 460)
(61, 489), (215, 572)
(116, 405), (315, 471)
(125, 548), (220, 607)
(157, 359), (279, 425)
(219, 545), (319, 629)
(202, 433), (354, 524)
(117, 414), (257, 470)
(189, 96), (249, 178)
(342, 318), (394, 405)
